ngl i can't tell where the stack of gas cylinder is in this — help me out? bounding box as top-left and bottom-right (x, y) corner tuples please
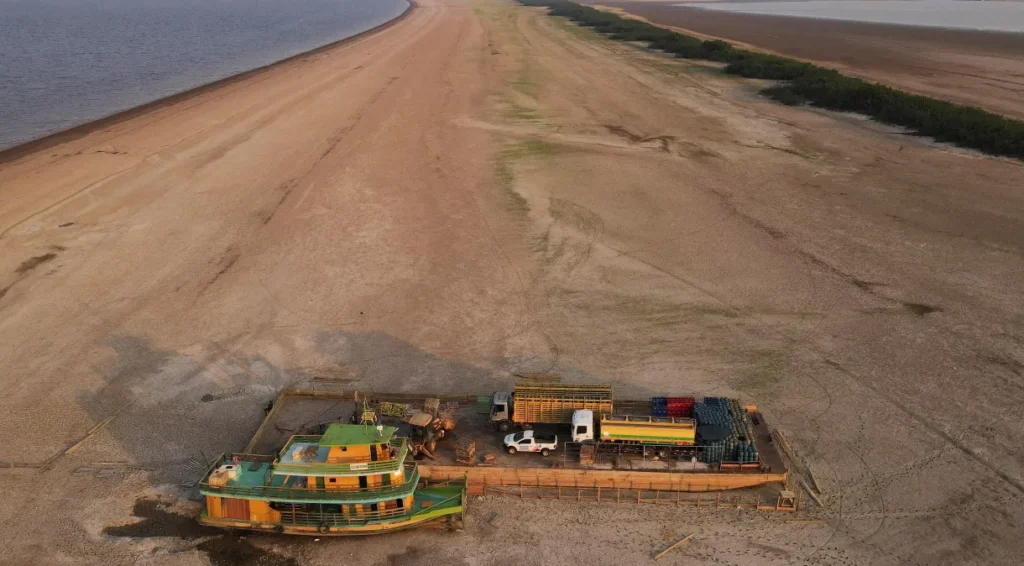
(651, 396), (696, 417)
(692, 397), (760, 464)
(667, 396), (694, 417)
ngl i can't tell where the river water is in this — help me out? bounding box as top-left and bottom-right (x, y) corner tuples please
(0, 0), (409, 151)
(687, 0), (1024, 33)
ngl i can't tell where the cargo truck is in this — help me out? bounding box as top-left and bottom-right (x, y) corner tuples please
(489, 382), (614, 432)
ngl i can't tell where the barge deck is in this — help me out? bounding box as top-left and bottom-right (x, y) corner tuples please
(243, 390), (791, 501)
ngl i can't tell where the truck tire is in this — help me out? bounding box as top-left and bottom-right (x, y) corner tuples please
(506, 446), (517, 454)
(498, 421), (510, 433)
(541, 448), (550, 457)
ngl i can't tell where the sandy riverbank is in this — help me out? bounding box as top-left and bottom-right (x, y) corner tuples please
(2, 0), (1024, 564)
(600, 1), (1024, 120)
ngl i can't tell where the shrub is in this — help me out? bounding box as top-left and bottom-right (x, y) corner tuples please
(761, 86), (806, 106)
(517, 0), (1024, 160)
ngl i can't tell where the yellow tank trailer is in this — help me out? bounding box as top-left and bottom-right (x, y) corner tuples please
(599, 414), (696, 445)
(199, 424), (465, 536)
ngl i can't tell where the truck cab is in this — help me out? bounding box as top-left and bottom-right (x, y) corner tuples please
(571, 410), (595, 443)
(490, 391), (512, 432)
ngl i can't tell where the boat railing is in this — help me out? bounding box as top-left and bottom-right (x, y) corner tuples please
(200, 468), (420, 501)
(272, 438), (408, 475)
(277, 506), (411, 526)
(274, 490), (464, 526)
(225, 452), (277, 463)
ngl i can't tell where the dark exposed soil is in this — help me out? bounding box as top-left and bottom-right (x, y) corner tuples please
(386, 546), (426, 566)
(103, 499), (216, 539)
(903, 302), (941, 316)
(104, 498), (297, 566)
(196, 538), (299, 566)
(14, 253), (57, 275)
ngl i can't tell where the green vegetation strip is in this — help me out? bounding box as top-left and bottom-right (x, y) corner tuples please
(519, 0), (1024, 160)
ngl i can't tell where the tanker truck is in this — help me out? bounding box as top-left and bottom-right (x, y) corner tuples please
(569, 410), (695, 454)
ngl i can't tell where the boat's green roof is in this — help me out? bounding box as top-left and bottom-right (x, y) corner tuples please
(319, 423), (396, 446)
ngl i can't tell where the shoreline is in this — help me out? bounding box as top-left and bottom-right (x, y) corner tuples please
(601, 2), (1024, 46)
(598, 1), (1024, 120)
(0, 0), (417, 166)
(677, 1), (1024, 35)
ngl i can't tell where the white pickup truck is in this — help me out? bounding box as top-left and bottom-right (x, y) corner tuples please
(503, 430), (558, 456)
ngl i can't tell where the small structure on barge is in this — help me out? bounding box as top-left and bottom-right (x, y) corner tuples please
(199, 423), (465, 536)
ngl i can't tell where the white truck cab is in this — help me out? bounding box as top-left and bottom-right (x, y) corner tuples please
(490, 391), (513, 432)
(571, 409), (595, 443)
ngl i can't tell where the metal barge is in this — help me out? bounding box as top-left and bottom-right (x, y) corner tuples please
(234, 388), (793, 512)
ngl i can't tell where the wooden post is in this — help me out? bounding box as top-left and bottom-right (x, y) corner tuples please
(808, 468), (822, 494)
(801, 479), (823, 507)
(654, 534), (694, 561)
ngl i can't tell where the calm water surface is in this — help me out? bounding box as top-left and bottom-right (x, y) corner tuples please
(0, 0), (409, 151)
(687, 0), (1024, 33)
